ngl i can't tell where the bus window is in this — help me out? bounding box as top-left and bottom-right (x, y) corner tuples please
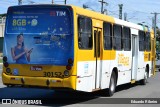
(139, 31), (145, 51)
(78, 16), (92, 49)
(113, 25), (122, 50)
(146, 32), (151, 51)
(123, 27), (131, 51)
(103, 22), (112, 50)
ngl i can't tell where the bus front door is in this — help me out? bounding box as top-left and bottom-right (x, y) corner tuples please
(131, 34), (138, 81)
(93, 28), (102, 89)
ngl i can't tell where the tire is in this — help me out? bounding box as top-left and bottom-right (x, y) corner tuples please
(140, 68), (148, 85)
(107, 72), (116, 96)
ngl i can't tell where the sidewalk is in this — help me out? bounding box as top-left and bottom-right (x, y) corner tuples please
(0, 53), (2, 64)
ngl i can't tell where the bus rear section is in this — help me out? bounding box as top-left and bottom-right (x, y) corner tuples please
(2, 5), (76, 90)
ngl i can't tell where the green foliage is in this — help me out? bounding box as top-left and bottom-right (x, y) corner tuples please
(156, 29), (160, 52)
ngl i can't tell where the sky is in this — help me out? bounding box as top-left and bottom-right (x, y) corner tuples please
(0, 0), (160, 28)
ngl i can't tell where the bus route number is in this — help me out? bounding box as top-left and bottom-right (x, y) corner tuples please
(44, 72), (62, 77)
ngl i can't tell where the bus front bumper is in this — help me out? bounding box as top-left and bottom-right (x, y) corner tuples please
(2, 73), (76, 90)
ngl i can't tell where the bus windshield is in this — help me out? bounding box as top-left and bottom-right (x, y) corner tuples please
(4, 5), (74, 65)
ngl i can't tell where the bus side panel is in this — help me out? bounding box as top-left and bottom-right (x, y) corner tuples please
(75, 50), (95, 92)
(100, 60), (111, 89)
(76, 61), (95, 92)
(116, 51), (132, 85)
(131, 29), (145, 81)
(74, 12), (95, 92)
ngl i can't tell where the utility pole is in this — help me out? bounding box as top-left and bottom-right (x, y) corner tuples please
(99, 0), (108, 14)
(52, 0), (54, 4)
(64, 0), (67, 4)
(152, 17), (155, 29)
(124, 12), (127, 21)
(18, 0), (22, 5)
(151, 12), (160, 41)
(119, 4), (123, 19)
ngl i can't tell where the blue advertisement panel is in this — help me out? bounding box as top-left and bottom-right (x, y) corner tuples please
(3, 6), (74, 65)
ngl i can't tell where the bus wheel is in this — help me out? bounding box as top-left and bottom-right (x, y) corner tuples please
(107, 72), (116, 96)
(140, 68), (148, 85)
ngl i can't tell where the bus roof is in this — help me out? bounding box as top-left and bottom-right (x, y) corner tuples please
(71, 5), (153, 32)
(7, 4), (153, 32)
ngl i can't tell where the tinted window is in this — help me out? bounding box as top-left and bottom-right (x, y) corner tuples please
(113, 25), (122, 50)
(78, 16), (92, 49)
(139, 31), (145, 51)
(146, 32), (151, 51)
(103, 22), (112, 50)
(123, 27), (131, 51)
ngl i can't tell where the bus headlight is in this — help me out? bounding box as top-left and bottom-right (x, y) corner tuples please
(64, 70), (69, 76)
(6, 68), (11, 74)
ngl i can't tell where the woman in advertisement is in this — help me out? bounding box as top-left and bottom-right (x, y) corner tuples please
(11, 33), (33, 64)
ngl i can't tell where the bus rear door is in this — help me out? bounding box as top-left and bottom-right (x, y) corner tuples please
(131, 34), (138, 82)
(93, 27), (102, 89)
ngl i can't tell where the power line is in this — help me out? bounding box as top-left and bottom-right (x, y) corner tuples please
(98, 0), (108, 14)
(108, 10), (119, 17)
(125, 9), (148, 14)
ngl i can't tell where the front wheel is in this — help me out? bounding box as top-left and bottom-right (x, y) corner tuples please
(107, 72), (116, 96)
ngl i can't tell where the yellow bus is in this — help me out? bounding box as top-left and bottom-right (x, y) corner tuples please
(2, 4), (156, 96)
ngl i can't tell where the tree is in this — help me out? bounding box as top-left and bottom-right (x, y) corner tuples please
(156, 28), (160, 52)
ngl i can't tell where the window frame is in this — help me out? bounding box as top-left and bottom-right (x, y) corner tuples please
(103, 22), (113, 50)
(145, 32), (151, 51)
(139, 30), (145, 51)
(77, 15), (93, 50)
(113, 24), (122, 50)
(123, 26), (131, 51)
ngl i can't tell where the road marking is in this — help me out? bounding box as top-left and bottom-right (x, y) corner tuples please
(95, 96), (113, 98)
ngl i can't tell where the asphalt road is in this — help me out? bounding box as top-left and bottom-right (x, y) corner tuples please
(0, 65), (160, 107)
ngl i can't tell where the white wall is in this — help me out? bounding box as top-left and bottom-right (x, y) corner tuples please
(0, 23), (5, 37)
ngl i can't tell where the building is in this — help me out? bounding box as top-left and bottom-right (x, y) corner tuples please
(0, 14), (6, 53)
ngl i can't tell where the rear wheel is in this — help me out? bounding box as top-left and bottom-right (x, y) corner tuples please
(140, 68), (148, 85)
(107, 72), (116, 96)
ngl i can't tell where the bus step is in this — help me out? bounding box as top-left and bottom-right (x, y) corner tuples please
(131, 80), (136, 84)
